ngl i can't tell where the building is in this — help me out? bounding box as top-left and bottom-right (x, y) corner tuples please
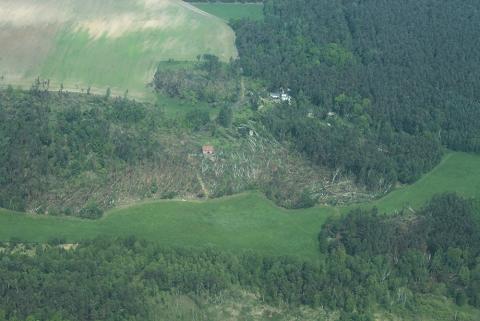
(270, 93), (281, 100)
(202, 145), (215, 155)
(270, 88), (292, 103)
(280, 93), (291, 103)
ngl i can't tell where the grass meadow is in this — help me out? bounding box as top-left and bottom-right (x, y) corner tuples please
(1, 152), (479, 259)
(0, 193), (332, 259)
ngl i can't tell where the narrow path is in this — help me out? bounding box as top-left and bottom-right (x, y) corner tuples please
(232, 76), (245, 110)
(196, 173), (210, 198)
(178, 1), (215, 18)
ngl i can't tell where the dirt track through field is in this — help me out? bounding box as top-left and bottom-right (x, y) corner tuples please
(177, 1), (213, 18)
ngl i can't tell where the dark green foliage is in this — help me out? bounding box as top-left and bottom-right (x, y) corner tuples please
(260, 98), (442, 191)
(152, 57), (240, 105)
(291, 189), (317, 209)
(0, 88), (165, 215)
(320, 193), (480, 309)
(441, 95), (480, 152)
(420, 194), (480, 253)
(78, 202), (103, 219)
(200, 54), (222, 79)
(217, 105), (233, 128)
(185, 109), (211, 131)
(0, 237), (372, 321)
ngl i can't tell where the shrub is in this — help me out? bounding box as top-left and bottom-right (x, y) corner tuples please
(78, 202), (103, 219)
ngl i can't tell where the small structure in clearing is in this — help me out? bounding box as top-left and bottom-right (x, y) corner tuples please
(269, 88), (292, 103)
(202, 145), (215, 155)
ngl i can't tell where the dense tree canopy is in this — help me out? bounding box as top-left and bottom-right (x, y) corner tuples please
(0, 87), (164, 214)
(233, 0), (480, 190)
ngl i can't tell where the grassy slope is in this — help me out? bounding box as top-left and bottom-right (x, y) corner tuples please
(0, 0), (237, 96)
(0, 193), (331, 258)
(1, 152), (479, 259)
(192, 3), (264, 21)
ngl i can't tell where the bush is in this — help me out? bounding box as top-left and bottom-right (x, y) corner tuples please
(185, 109), (210, 131)
(78, 202), (103, 219)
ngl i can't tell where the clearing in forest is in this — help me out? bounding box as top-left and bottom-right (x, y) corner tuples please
(0, 0), (237, 96)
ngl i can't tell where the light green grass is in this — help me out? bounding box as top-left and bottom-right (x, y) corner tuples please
(1, 0), (237, 97)
(192, 3), (264, 21)
(0, 193), (332, 259)
(1, 152), (479, 259)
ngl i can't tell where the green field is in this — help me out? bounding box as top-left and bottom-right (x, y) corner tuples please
(0, 193), (332, 259)
(192, 3), (264, 21)
(350, 152), (480, 213)
(1, 152), (479, 259)
(0, 0), (237, 97)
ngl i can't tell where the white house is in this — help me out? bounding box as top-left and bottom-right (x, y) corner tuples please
(270, 88), (292, 103)
(270, 93), (281, 100)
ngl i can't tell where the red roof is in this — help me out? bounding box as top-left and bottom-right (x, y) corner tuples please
(202, 145), (215, 154)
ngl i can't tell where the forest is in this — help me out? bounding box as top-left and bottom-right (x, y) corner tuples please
(232, 0), (480, 191)
(0, 83), (346, 215)
(6, 0), (479, 214)
(0, 193), (478, 321)
(0, 85), (167, 215)
(1, 0), (480, 320)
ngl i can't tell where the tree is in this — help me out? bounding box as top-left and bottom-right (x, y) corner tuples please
(201, 54), (221, 79)
(217, 106), (233, 128)
(185, 109), (210, 131)
(79, 202), (103, 219)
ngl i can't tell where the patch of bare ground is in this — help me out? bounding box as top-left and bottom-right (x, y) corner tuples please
(0, 1), (69, 26)
(198, 127), (372, 207)
(207, 290), (337, 321)
(75, 11), (187, 39)
(60, 243), (79, 251)
(0, 25), (58, 78)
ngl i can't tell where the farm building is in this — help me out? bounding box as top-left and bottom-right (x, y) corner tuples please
(269, 88), (292, 103)
(202, 145), (215, 155)
(270, 93), (280, 99)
